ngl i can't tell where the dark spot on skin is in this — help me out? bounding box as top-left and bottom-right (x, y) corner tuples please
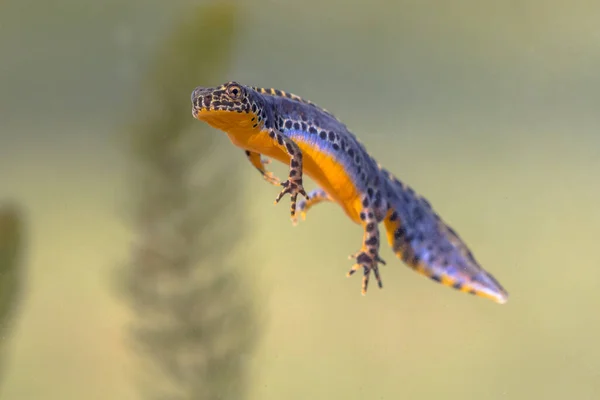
(277, 136), (284, 145)
(251, 104), (257, 112)
(360, 173), (367, 182)
(301, 122), (307, 131)
(356, 253), (372, 264)
(309, 126), (317, 134)
(413, 254), (421, 264)
(366, 236), (378, 246)
(253, 124), (258, 128)
(360, 212), (366, 220)
(319, 131), (327, 140)
(394, 227), (405, 239)
(368, 248), (377, 255)
(245, 150), (251, 156)
(348, 148), (355, 157)
(285, 143), (294, 153)
(430, 275), (442, 282)
(289, 170), (297, 177)
(285, 120), (293, 129)
(293, 122), (300, 130)
(274, 89), (282, 96)
(332, 143), (340, 151)
(362, 197), (370, 207)
(269, 131), (275, 138)
(328, 132), (335, 141)
(374, 196), (381, 208)
(366, 222), (375, 232)
(452, 282), (463, 290)
(415, 232), (425, 243)
(367, 188), (374, 198)
(354, 156), (360, 164)
(291, 159), (299, 168)
(367, 212), (373, 218)
(389, 212), (398, 222)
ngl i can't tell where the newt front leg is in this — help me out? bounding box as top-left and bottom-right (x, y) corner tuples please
(244, 150), (281, 185)
(268, 129), (309, 223)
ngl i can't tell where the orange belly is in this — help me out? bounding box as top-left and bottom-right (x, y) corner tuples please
(230, 130), (363, 223)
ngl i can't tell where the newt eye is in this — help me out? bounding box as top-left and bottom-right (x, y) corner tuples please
(226, 84), (242, 99)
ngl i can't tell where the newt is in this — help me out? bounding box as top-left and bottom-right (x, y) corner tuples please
(190, 81), (508, 304)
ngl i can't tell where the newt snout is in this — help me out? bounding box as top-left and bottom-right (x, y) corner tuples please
(191, 86), (211, 116)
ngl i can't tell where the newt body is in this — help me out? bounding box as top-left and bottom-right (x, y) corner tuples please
(191, 82), (508, 304)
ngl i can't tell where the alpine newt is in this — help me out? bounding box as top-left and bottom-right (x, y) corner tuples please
(190, 81), (508, 304)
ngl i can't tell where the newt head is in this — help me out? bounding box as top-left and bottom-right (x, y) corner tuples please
(191, 81), (264, 133)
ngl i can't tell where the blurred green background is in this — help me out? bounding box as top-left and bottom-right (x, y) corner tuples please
(1, 0), (600, 399)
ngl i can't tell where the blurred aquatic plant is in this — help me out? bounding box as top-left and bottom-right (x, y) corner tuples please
(0, 202), (25, 386)
(119, 2), (259, 399)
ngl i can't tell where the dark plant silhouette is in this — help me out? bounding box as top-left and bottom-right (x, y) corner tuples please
(118, 3), (259, 399)
(0, 202), (25, 388)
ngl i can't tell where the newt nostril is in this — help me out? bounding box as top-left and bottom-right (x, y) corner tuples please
(191, 86), (210, 106)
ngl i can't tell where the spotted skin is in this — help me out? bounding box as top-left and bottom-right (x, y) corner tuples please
(346, 205), (387, 294)
(191, 81), (509, 304)
(266, 129), (308, 221)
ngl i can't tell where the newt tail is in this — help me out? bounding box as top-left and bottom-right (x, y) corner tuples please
(380, 168), (508, 304)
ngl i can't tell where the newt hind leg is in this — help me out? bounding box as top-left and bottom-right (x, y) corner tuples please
(297, 188), (332, 222)
(347, 202), (387, 295)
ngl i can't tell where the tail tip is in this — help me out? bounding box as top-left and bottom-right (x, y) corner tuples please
(492, 292), (509, 305)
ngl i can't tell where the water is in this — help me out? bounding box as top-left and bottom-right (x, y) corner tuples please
(1, 1), (599, 399)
